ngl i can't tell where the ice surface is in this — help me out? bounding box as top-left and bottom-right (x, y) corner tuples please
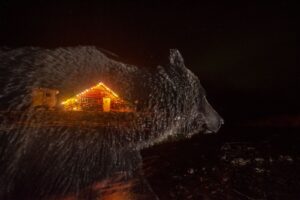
(0, 46), (223, 199)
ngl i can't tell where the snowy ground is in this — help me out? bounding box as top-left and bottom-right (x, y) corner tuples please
(142, 126), (300, 200)
(1, 115), (299, 199)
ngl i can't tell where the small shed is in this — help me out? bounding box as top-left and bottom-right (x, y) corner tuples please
(32, 88), (59, 110)
(61, 82), (135, 112)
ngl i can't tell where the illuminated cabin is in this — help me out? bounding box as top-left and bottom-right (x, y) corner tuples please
(61, 82), (135, 112)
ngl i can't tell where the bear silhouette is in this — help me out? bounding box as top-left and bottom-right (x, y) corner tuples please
(0, 46), (223, 199)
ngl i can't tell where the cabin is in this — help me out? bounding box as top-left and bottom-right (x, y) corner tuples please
(32, 88), (59, 110)
(61, 82), (135, 112)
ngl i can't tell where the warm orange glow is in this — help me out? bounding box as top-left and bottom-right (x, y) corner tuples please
(61, 82), (118, 105)
(103, 97), (111, 112)
(61, 82), (135, 112)
(98, 82), (119, 98)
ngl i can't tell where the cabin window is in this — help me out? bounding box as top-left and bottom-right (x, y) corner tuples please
(45, 92), (51, 97)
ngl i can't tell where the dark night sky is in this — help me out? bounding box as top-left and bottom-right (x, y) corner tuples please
(0, 0), (299, 122)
